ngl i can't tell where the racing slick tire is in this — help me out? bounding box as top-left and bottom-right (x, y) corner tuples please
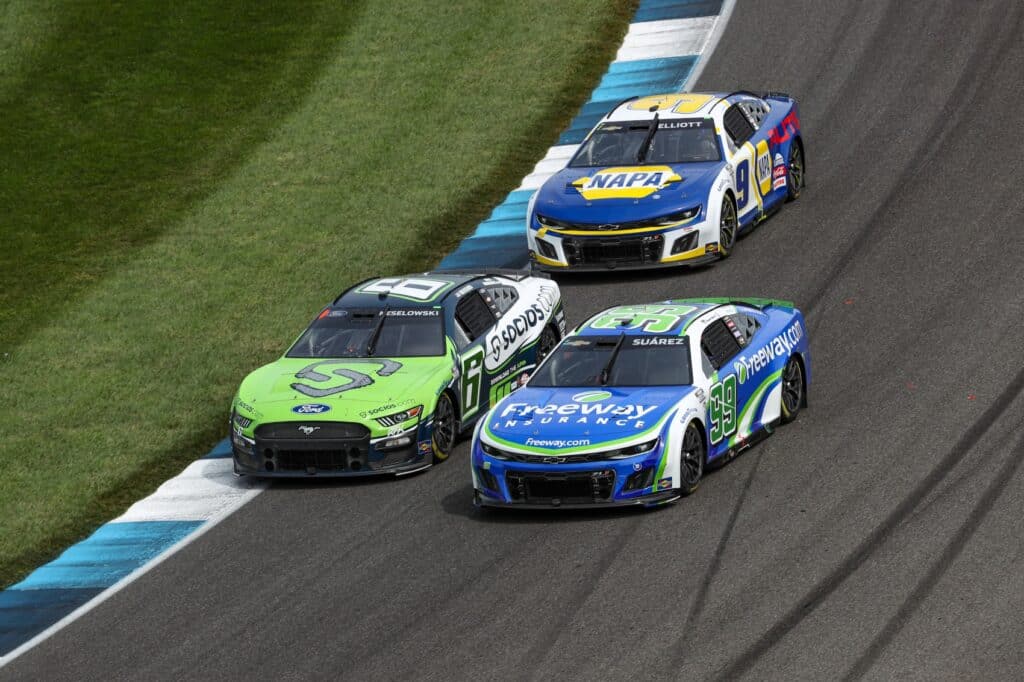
(678, 420), (706, 496)
(431, 392), (457, 462)
(717, 194), (738, 259)
(786, 140), (804, 202)
(780, 356), (804, 424)
(536, 325), (559, 363)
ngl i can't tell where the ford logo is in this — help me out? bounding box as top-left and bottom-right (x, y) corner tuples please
(292, 403), (331, 414)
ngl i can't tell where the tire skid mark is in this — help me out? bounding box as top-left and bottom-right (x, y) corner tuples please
(842, 430), (1024, 681)
(666, 448), (766, 672)
(802, 2), (1020, 317)
(523, 517), (643, 681)
(712, 365), (1024, 681)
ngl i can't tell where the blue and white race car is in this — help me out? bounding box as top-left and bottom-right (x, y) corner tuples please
(527, 91), (803, 270)
(471, 299), (810, 508)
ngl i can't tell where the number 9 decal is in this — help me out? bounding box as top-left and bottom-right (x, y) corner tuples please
(735, 160), (750, 210)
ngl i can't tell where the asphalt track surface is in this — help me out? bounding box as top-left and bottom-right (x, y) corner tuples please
(8, 1), (1024, 679)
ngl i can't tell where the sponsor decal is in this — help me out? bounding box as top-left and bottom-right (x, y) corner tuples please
(658, 477), (673, 490)
(418, 441), (433, 455)
(694, 388), (707, 404)
(768, 111), (800, 145)
(574, 166), (682, 200)
(774, 153), (785, 168)
(524, 437), (591, 448)
(387, 425), (406, 437)
(484, 284), (558, 371)
(358, 398), (416, 419)
(705, 242), (719, 253)
(497, 400), (658, 430)
(630, 337), (686, 346)
(633, 462), (643, 471)
(291, 359), (402, 398)
(293, 403), (331, 414)
(297, 425), (320, 436)
(773, 162), (787, 189)
(732, 320), (804, 383)
(236, 399), (261, 418)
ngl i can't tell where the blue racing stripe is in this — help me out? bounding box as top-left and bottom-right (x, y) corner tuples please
(0, 587), (104, 655)
(11, 521), (202, 591)
(204, 437), (232, 459)
(558, 56), (697, 145)
(0, 520), (201, 656)
(439, 190), (535, 269)
(634, 0), (724, 23)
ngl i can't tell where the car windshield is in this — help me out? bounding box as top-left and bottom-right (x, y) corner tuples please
(287, 308), (445, 358)
(528, 335), (692, 387)
(569, 120), (720, 167)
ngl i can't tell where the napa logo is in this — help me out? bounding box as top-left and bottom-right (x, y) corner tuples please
(572, 390), (612, 403)
(574, 166), (681, 200)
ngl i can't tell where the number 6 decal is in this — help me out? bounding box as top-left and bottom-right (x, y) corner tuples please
(461, 348), (484, 419)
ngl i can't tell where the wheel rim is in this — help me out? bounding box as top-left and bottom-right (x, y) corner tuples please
(433, 395), (455, 454)
(680, 424), (704, 487)
(537, 327), (557, 362)
(788, 145), (803, 191)
(782, 360), (803, 414)
(719, 198), (737, 250)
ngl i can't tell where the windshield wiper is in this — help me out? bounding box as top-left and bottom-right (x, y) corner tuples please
(366, 306), (389, 356)
(599, 333), (626, 385)
(636, 113), (659, 164)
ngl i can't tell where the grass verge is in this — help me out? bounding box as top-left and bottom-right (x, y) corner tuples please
(0, 0), (637, 587)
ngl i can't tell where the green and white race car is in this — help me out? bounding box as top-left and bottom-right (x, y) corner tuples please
(230, 270), (564, 477)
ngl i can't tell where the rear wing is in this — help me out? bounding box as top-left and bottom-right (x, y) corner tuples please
(428, 267), (548, 281)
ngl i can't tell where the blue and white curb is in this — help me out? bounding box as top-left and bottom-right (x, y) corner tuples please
(440, 0), (734, 270)
(0, 442), (263, 663)
(0, 0), (733, 667)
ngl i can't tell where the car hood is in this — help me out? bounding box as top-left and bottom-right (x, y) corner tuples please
(533, 162), (721, 224)
(482, 385), (694, 454)
(234, 356), (452, 427)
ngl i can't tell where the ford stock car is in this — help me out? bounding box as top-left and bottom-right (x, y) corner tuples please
(230, 270), (564, 477)
(471, 299), (810, 508)
(527, 91), (803, 271)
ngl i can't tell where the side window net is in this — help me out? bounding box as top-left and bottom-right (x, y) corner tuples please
(455, 292), (495, 341)
(723, 104), (756, 146)
(701, 319), (742, 369)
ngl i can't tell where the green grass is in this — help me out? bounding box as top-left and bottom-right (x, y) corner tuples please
(0, 0), (637, 587)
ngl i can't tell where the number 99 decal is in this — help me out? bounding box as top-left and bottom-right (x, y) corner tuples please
(709, 375), (738, 444)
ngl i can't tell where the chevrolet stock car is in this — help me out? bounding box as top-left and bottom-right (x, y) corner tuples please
(471, 299), (810, 508)
(230, 270), (565, 477)
(527, 91), (803, 270)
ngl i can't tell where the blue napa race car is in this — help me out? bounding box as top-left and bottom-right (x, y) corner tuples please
(471, 299), (811, 508)
(527, 91), (804, 270)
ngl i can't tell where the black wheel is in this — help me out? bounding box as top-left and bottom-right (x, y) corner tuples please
(431, 392), (457, 462)
(780, 356), (804, 423)
(786, 141), (804, 202)
(536, 325), (559, 363)
(677, 421), (706, 496)
(718, 194), (738, 258)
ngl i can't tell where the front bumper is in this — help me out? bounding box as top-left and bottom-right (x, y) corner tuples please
(232, 421), (433, 478)
(527, 219), (720, 272)
(471, 448), (678, 509)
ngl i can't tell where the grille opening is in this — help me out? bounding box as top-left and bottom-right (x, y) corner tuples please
(563, 235), (663, 268)
(506, 470), (615, 504)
